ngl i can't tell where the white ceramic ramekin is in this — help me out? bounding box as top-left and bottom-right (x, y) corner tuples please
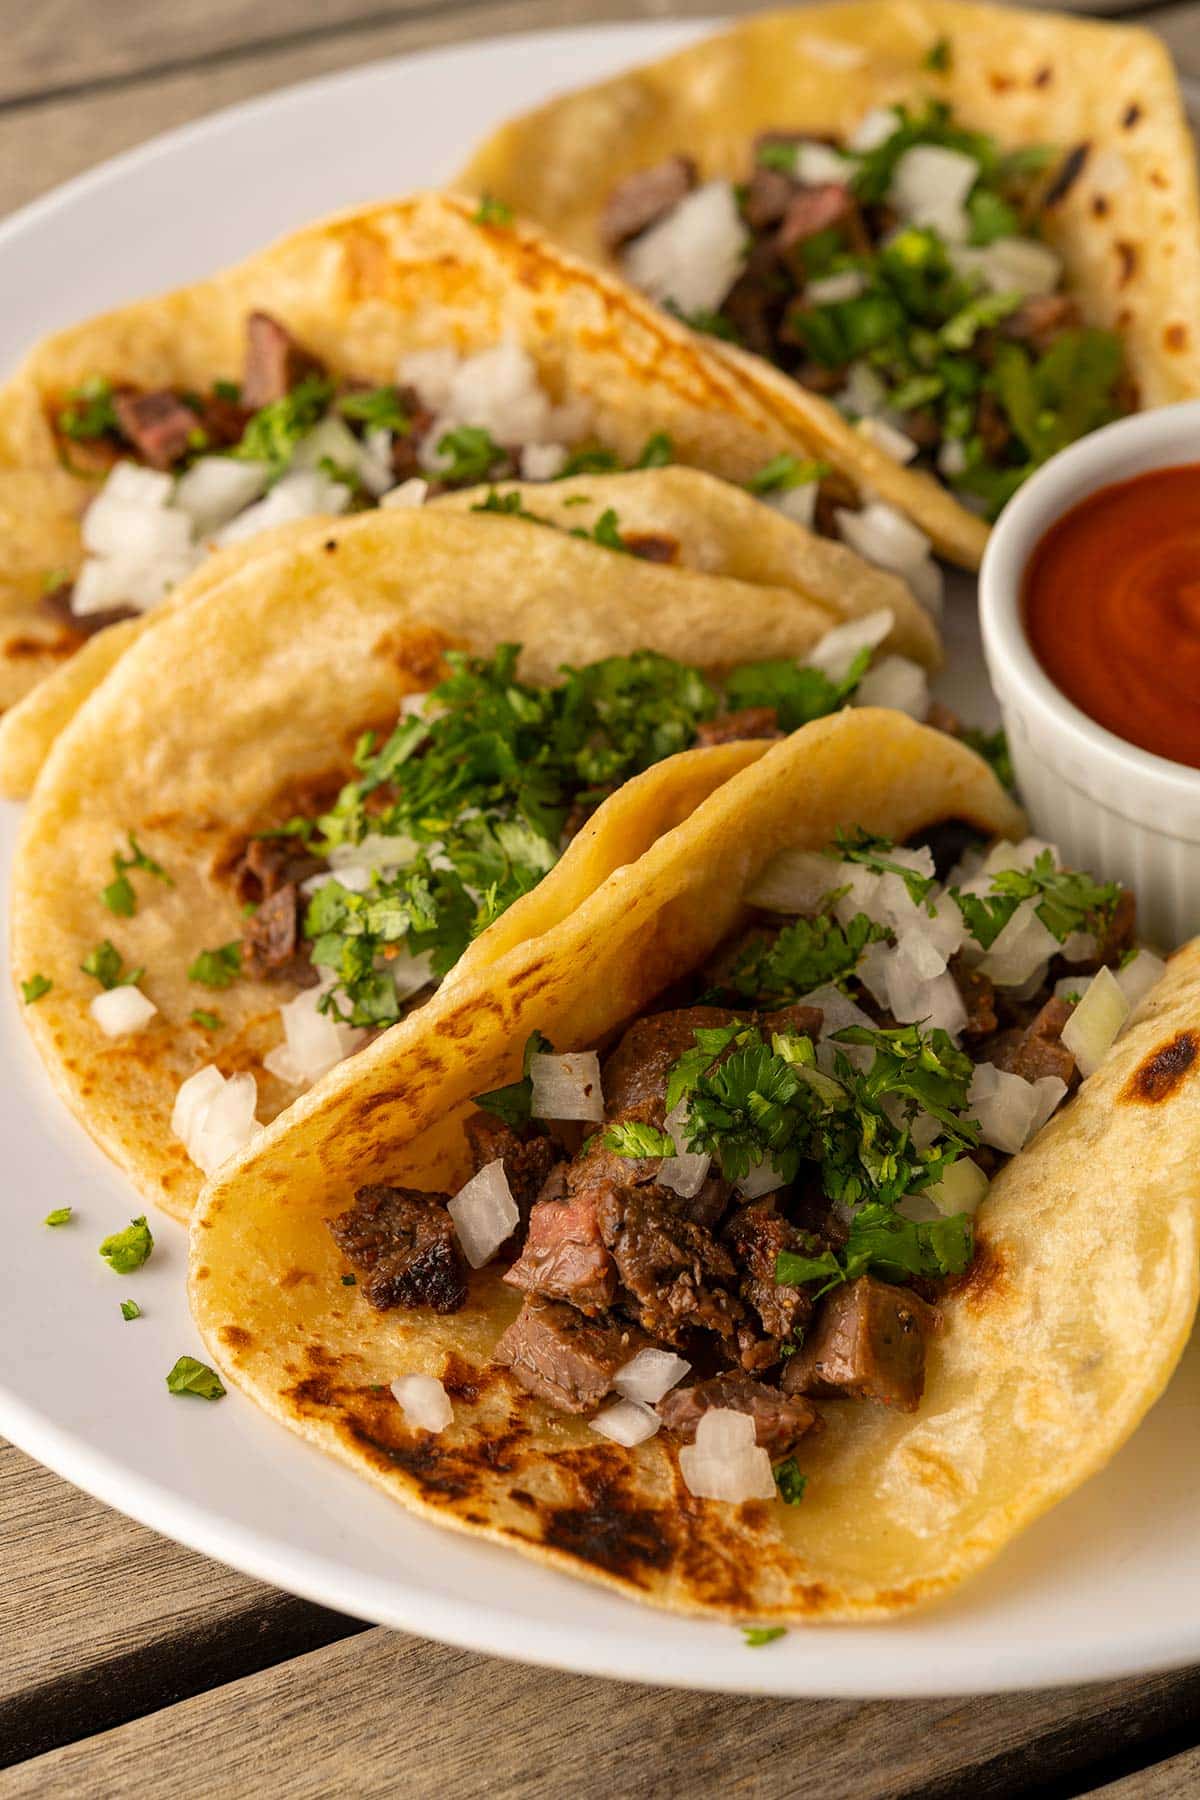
(979, 400), (1200, 951)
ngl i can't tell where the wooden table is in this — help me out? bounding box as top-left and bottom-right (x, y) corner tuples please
(3, 1), (1200, 1792)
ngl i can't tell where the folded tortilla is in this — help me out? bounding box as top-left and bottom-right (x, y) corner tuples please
(0, 463), (938, 799)
(11, 504), (918, 1221)
(460, 0), (1200, 567)
(190, 708), (1197, 1620)
(0, 189), (931, 735)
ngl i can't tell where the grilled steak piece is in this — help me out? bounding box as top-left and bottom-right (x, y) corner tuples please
(952, 957), (998, 1038)
(492, 1297), (647, 1413)
(242, 311), (326, 410)
(600, 155), (697, 249)
(113, 389), (201, 469)
(504, 1188), (616, 1313)
(231, 834), (325, 906)
(1002, 293), (1081, 355)
(693, 707), (783, 749)
(984, 995), (1076, 1086)
(598, 1185), (743, 1344)
(782, 1276), (935, 1410)
(761, 1001), (826, 1040)
(777, 183), (866, 265)
(40, 582), (138, 638)
(387, 388), (436, 481)
(743, 166), (797, 231)
(725, 1202), (813, 1355)
(658, 1371), (818, 1458)
(1094, 887), (1136, 968)
(243, 882), (317, 986)
(328, 1184), (467, 1313)
(602, 1007), (737, 1119)
(463, 1112), (561, 1222)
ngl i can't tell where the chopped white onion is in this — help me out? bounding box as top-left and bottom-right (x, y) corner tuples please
(174, 457), (271, 535)
(982, 836), (1058, 877)
(529, 1051), (604, 1122)
(213, 468), (351, 546)
(956, 235), (1062, 298)
(408, 341), (585, 461)
(804, 983), (877, 1071)
(100, 462), (175, 507)
(448, 1158), (519, 1268)
(795, 140), (855, 183)
(938, 438), (968, 479)
(905, 556), (945, 617)
(855, 416), (917, 464)
(968, 1062), (1067, 1154)
(520, 442), (568, 481)
(889, 145), (977, 244)
(836, 502), (933, 578)
(1060, 929), (1098, 965)
(89, 984), (157, 1038)
(589, 1398), (661, 1446)
(678, 1407), (776, 1503)
(389, 945), (436, 1003)
(808, 269), (866, 306)
(657, 1099), (711, 1199)
(924, 1157), (990, 1217)
(849, 106), (899, 153)
(837, 360), (890, 419)
(736, 1158), (788, 1200)
(390, 1373), (453, 1433)
(806, 606), (894, 681)
(172, 1065), (261, 1176)
(614, 1346), (691, 1405)
(262, 985), (362, 1088)
(746, 847), (835, 914)
(1116, 949), (1166, 1011)
(854, 653), (929, 719)
(888, 958), (966, 1038)
(380, 477), (429, 509)
(766, 481), (818, 531)
(975, 898), (1059, 989)
(1061, 965), (1129, 1077)
(83, 491), (193, 560)
(622, 181), (745, 317)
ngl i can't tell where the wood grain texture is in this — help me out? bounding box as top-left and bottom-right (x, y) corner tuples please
(4, 1629), (1199, 1800)
(1086, 1744), (1200, 1795)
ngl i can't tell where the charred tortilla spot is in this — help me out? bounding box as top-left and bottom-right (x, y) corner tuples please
(951, 1237), (1010, 1310)
(510, 1488), (537, 1509)
(542, 1494), (674, 1582)
(1165, 323), (1189, 353)
(371, 624), (454, 689)
(1092, 195), (1110, 219)
(1044, 144), (1090, 207)
(1123, 102), (1143, 129)
(1115, 242), (1137, 286)
(349, 1425), (480, 1501)
(440, 1351), (484, 1401)
(219, 1324), (252, 1350)
(193, 1264), (210, 1280)
(323, 538), (338, 552)
(987, 71), (1015, 93)
(5, 636), (76, 660)
(1122, 1030), (1198, 1103)
(1151, 170), (1168, 190)
(290, 1374), (336, 1408)
(1033, 64), (1053, 87)
(280, 1267), (316, 1289)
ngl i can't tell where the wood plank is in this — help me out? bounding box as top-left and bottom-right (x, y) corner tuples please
(1, 0), (1145, 110)
(0, 1442), (365, 1766)
(1084, 1744), (1200, 1796)
(5, 1627), (1199, 1800)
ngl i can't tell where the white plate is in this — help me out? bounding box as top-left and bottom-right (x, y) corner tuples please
(1, 21), (1197, 1699)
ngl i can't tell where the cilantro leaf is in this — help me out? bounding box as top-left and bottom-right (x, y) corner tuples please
(188, 942), (242, 989)
(166, 1355), (226, 1401)
(745, 454), (829, 496)
(81, 940), (142, 990)
(951, 886), (1018, 950)
(435, 424), (506, 484)
(472, 193), (513, 227)
(922, 35), (952, 70)
(683, 1038), (806, 1183)
(833, 828), (936, 907)
(664, 1023), (747, 1113)
(44, 1207), (72, 1227)
(743, 1626), (787, 1646)
(99, 1215), (154, 1274)
(571, 506), (629, 554)
(336, 386), (412, 434)
(634, 431), (674, 468)
(557, 445), (621, 477)
(57, 377), (119, 440)
(474, 1030), (553, 1130)
(21, 974), (52, 1004)
(723, 648), (869, 730)
(603, 1120), (676, 1158)
(231, 375), (335, 477)
(190, 1009), (222, 1030)
(962, 726), (1014, 791)
(120, 1299), (142, 1321)
(773, 1458), (809, 1505)
(954, 850), (1120, 948)
(727, 911), (888, 1002)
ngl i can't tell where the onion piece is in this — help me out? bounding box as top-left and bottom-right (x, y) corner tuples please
(806, 606), (894, 682)
(530, 1051), (604, 1122)
(380, 477), (429, 509)
(962, 235), (1062, 298)
(174, 457), (271, 534)
(90, 985), (157, 1038)
(855, 416), (917, 464)
(746, 847), (835, 915)
(1116, 948), (1166, 1011)
(390, 1373), (453, 1433)
(835, 502), (933, 578)
(808, 270), (866, 307)
(888, 145), (978, 243)
(657, 1099), (711, 1199)
(804, 984), (877, 1071)
(622, 181), (745, 316)
(848, 106), (898, 153)
(766, 481), (817, 531)
(938, 439), (967, 479)
(854, 653), (929, 719)
(448, 1159), (518, 1268)
(678, 1407), (776, 1502)
(614, 1347), (691, 1405)
(1061, 966), (1130, 1077)
(213, 467), (351, 547)
(171, 1064), (225, 1145)
(590, 1398), (661, 1446)
(520, 443), (568, 481)
(905, 556), (945, 617)
(975, 898), (1059, 989)
(172, 1066), (261, 1176)
(924, 1157), (989, 1217)
(837, 361), (889, 419)
(736, 1158), (787, 1200)
(262, 986), (363, 1088)
(796, 143), (854, 184)
(968, 1062), (1066, 1154)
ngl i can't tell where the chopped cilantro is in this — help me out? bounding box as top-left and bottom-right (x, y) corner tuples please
(43, 566), (70, 592)
(603, 1120), (676, 1158)
(832, 829), (936, 907)
(43, 1207), (72, 1227)
(336, 386), (412, 434)
(57, 377), (119, 440)
(341, 1273), (357, 1286)
(668, 301), (742, 343)
(190, 1009), (222, 1030)
(745, 454), (829, 496)
(952, 849), (1120, 948)
(558, 445), (621, 478)
(81, 940), (142, 990)
(940, 289), (1022, 352)
(962, 726), (1014, 791)
(726, 911), (889, 1002)
(471, 489), (547, 525)
(757, 142), (799, 175)
(188, 942), (242, 989)
(21, 974), (52, 1004)
(213, 378), (241, 404)
(120, 1299), (142, 1321)
(231, 374), (335, 476)
(777, 1203), (973, 1290)
(634, 431), (674, 468)
(102, 831), (172, 917)
(474, 1030), (554, 1130)
(571, 506), (629, 554)
(472, 192), (514, 227)
(664, 1023), (748, 1113)
(435, 424), (506, 484)
(166, 1355), (226, 1401)
(98, 1215), (154, 1274)
(723, 647), (870, 730)
(922, 35), (953, 70)
(743, 1626), (787, 1646)
(773, 1458), (809, 1505)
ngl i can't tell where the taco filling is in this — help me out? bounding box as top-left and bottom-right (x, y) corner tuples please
(326, 825), (1161, 1499)
(604, 102), (1132, 521)
(170, 628), (976, 1174)
(46, 312), (831, 632)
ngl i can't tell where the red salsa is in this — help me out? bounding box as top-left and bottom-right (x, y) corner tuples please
(1022, 462), (1200, 770)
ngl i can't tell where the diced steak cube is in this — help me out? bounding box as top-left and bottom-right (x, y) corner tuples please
(602, 1006), (736, 1118)
(761, 1002), (825, 1041)
(952, 957), (998, 1038)
(113, 389), (201, 469)
(623, 532), (680, 565)
(600, 155), (698, 249)
(1001, 294), (1081, 355)
(742, 166), (798, 231)
(782, 1276), (936, 1410)
(463, 1112), (561, 1221)
(328, 1185), (467, 1313)
(724, 1202), (813, 1351)
(776, 183), (861, 257)
(597, 1186), (743, 1344)
(504, 1189), (616, 1314)
(231, 835), (325, 906)
(491, 1298), (647, 1413)
(242, 311), (326, 410)
(986, 995), (1076, 1086)
(658, 1371), (818, 1458)
(693, 707), (782, 749)
(243, 882), (317, 986)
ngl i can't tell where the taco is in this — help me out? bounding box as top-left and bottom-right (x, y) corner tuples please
(0, 187), (936, 753)
(460, 0), (1200, 564)
(11, 505), (944, 1222)
(189, 707), (1195, 1620)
